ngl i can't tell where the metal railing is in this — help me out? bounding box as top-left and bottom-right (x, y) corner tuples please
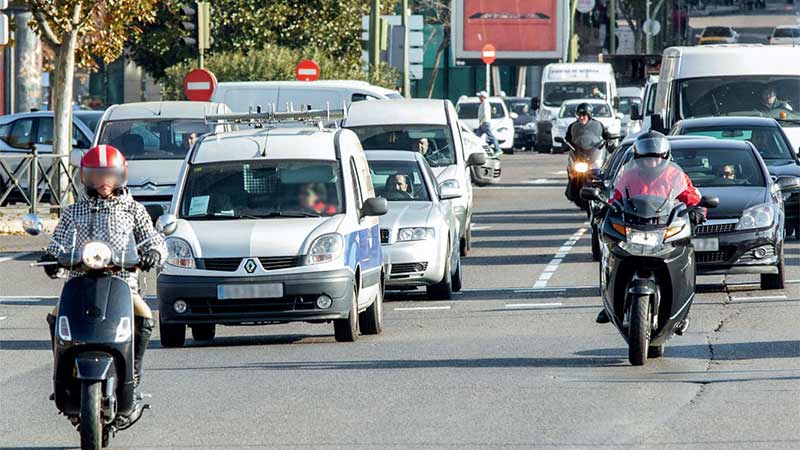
(0, 146), (81, 214)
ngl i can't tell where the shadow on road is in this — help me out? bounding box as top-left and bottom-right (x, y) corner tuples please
(474, 208), (578, 216)
(577, 340), (800, 360)
(0, 339), (51, 351)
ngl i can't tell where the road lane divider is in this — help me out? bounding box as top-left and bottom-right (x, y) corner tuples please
(393, 306), (452, 311)
(730, 294), (787, 301)
(532, 225), (588, 289)
(505, 303), (563, 309)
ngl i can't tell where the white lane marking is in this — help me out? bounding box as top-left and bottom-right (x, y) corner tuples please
(532, 226), (588, 288)
(551, 170), (567, 175)
(0, 252), (34, 263)
(393, 306), (452, 311)
(730, 295), (787, 301)
(0, 316), (6, 320)
(526, 178), (561, 185)
(0, 298), (44, 303)
(471, 225), (492, 231)
(505, 303), (563, 309)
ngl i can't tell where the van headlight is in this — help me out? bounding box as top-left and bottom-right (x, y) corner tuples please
(82, 241), (113, 270)
(307, 233), (344, 265)
(736, 203), (775, 230)
(398, 227), (435, 241)
(166, 238), (195, 269)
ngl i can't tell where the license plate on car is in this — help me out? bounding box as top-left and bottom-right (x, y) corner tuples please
(693, 238), (719, 252)
(217, 283), (284, 300)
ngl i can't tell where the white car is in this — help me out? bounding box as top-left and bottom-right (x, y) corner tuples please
(698, 26), (738, 45)
(157, 110), (388, 347)
(455, 96), (515, 150)
(366, 151), (462, 299)
(551, 99), (622, 151)
(617, 86), (644, 138)
(769, 26), (800, 45)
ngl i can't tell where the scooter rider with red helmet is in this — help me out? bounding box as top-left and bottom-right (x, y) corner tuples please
(40, 145), (168, 393)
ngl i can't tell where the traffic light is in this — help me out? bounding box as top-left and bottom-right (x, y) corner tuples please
(178, 2), (211, 50)
(178, 4), (198, 47)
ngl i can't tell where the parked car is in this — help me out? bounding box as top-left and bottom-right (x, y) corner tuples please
(366, 151), (462, 299)
(157, 113), (388, 347)
(769, 26), (800, 45)
(698, 26), (739, 45)
(455, 96), (516, 151)
(90, 101), (232, 221)
(459, 121), (501, 186)
(617, 86), (644, 138)
(551, 99), (622, 152)
(344, 99), (486, 256)
(671, 116), (800, 237)
(503, 96), (537, 150)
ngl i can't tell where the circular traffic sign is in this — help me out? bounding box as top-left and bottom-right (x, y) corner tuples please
(576, 0), (596, 14)
(643, 19), (661, 36)
(296, 59), (320, 82)
(183, 68), (217, 102)
(481, 44), (496, 65)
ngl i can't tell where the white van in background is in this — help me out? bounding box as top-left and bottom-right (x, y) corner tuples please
(211, 80), (401, 113)
(533, 63), (618, 152)
(89, 101), (232, 220)
(653, 45), (800, 149)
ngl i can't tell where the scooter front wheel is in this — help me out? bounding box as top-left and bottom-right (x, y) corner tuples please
(79, 381), (102, 450)
(628, 295), (651, 366)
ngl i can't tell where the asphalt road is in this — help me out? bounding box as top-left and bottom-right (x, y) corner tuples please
(1, 152), (799, 450)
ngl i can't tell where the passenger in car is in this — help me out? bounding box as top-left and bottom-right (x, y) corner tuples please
(297, 183), (337, 215)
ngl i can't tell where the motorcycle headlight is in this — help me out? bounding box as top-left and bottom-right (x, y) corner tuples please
(398, 227), (435, 242)
(736, 203), (775, 230)
(574, 162), (589, 173)
(82, 241), (113, 270)
(166, 238), (195, 269)
(625, 228), (663, 247)
(114, 317), (132, 342)
(307, 233), (344, 265)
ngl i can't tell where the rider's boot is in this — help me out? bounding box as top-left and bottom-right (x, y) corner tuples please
(133, 316), (155, 388)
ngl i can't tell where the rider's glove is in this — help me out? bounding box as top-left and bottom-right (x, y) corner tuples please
(38, 253), (60, 278)
(689, 208), (706, 225)
(139, 249), (162, 272)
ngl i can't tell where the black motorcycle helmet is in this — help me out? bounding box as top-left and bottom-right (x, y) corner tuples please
(633, 131), (671, 160)
(576, 102), (594, 118)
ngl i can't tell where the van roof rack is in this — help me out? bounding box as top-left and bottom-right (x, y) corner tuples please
(206, 106), (346, 129)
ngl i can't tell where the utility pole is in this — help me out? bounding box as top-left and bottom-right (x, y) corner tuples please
(609, 0), (616, 54)
(369, 0), (381, 75)
(646, 0), (653, 54)
(401, 0), (410, 97)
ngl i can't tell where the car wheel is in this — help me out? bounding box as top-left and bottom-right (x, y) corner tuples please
(191, 324), (216, 342)
(760, 246), (785, 290)
(159, 319), (186, 348)
(334, 287), (359, 342)
(452, 251), (463, 292)
(359, 280), (383, 335)
(427, 249), (453, 300)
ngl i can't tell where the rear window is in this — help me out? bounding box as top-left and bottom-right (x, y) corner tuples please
(368, 160), (431, 201)
(680, 126), (793, 160)
(97, 119), (214, 160)
(704, 27), (732, 37)
(560, 103), (612, 118)
(456, 102), (506, 119)
(672, 147), (766, 187)
(774, 28), (800, 38)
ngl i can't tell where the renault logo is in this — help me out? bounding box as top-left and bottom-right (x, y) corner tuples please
(244, 259), (257, 274)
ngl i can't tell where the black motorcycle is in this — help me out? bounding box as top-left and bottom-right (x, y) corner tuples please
(556, 136), (616, 210)
(23, 212), (176, 449)
(580, 159), (718, 365)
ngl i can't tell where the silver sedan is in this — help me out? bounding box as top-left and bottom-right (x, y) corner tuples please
(366, 150), (462, 299)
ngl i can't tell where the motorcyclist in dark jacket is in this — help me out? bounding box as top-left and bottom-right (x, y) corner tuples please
(565, 102), (610, 151)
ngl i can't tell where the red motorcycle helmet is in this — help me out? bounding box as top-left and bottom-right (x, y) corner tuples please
(80, 145), (128, 193)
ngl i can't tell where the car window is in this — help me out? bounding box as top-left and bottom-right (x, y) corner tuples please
(352, 93), (380, 102)
(456, 102), (506, 119)
(672, 146), (766, 187)
(676, 75), (800, 121)
(618, 97), (643, 115)
(681, 126), (793, 160)
(350, 157), (363, 209)
(0, 123), (10, 143)
(543, 82), (608, 107)
(703, 27), (732, 37)
(6, 119), (35, 149)
(348, 125), (456, 168)
(369, 160), (431, 201)
(179, 160), (343, 219)
(97, 119), (214, 160)
(35, 118), (92, 149)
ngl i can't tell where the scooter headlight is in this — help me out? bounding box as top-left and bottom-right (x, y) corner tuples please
(574, 162), (589, 173)
(114, 317), (132, 343)
(82, 241), (113, 270)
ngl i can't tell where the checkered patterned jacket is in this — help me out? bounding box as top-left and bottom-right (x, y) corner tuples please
(47, 190), (168, 291)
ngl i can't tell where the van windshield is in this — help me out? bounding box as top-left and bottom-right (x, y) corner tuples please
(348, 125), (456, 168)
(179, 160), (343, 219)
(97, 119), (214, 160)
(677, 75), (800, 125)
(543, 82), (608, 107)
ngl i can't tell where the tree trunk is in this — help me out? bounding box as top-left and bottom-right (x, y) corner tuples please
(426, 35), (448, 99)
(52, 30), (79, 206)
(13, 12), (43, 113)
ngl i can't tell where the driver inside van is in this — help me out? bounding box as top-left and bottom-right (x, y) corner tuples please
(297, 183), (337, 215)
(760, 87), (792, 112)
(416, 138), (430, 156)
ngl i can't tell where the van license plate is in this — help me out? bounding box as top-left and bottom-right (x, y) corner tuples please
(217, 283), (284, 300)
(693, 238), (719, 252)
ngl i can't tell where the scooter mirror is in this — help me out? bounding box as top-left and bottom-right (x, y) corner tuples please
(580, 187), (603, 202)
(699, 196), (720, 208)
(21, 213), (44, 236)
(156, 214), (179, 236)
(554, 137), (566, 145)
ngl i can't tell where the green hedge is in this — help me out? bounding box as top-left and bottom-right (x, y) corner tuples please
(162, 45), (397, 100)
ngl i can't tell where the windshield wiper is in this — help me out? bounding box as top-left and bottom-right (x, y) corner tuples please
(254, 211), (322, 218)
(185, 213), (244, 220)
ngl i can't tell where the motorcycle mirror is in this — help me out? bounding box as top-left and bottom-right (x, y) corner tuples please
(580, 187), (603, 202)
(156, 214), (179, 236)
(21, 213), (44, 236)
(699, 196), (720, 208)
(554, 136), (566, 144)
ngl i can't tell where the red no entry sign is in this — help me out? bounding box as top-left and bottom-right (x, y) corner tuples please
(183, 68), (217, 102)
(296, 59), (320, 82)
(481, 44), (497, 65)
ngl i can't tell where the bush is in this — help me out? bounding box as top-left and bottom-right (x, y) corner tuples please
(162, 45), (397, 100)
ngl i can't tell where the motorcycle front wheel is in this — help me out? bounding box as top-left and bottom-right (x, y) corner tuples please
(628, 294), (651, 366)
(80, 381), (102, 450)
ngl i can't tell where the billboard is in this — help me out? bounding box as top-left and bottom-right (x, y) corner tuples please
(452, 0), (570, 62)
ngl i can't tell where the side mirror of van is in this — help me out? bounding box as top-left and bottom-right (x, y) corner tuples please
(613, 97), (620, 109)
(532, 97), (540, 111)
(630, 104), (643, 121)
(362, 197), (388, 217)
(467, 152), (486, 167)
(69, 148), (84, 167)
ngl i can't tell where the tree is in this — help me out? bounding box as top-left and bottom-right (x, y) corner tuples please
(413, 0), (450, 98)
(129, 0), (397, 81)
(26, 0), (157, 202)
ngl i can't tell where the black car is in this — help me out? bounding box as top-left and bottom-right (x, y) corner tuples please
(671, 139), (800, 289)
(503, 97), (537, 150)
(670, 117), (800, 237)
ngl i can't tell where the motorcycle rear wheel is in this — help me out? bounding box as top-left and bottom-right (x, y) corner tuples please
(80, 381), (102, 450)
(628, 295), (650, 366)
